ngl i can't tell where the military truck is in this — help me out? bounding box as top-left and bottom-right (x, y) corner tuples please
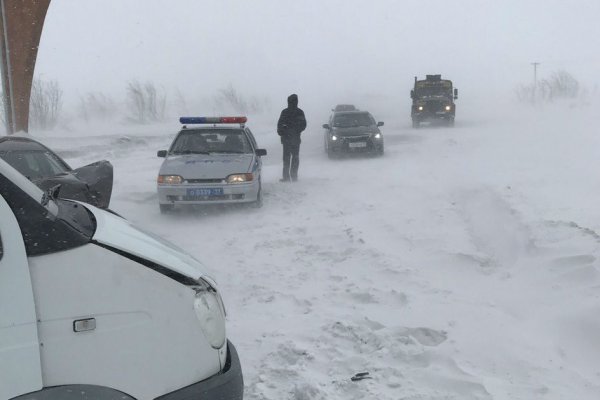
(410, 75), (458, 128)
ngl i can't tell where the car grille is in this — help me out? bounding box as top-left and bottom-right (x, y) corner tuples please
(341, 135), (371, 142)
(167, 194), (245, 202)
(425, 100), (443, 112)
(185, 178), (225, 184)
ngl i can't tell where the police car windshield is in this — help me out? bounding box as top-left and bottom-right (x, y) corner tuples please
(170, 129), (253, 155)
(333, 113), (375, 128)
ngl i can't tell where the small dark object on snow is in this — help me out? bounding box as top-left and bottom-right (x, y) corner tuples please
(351, 372), (372, 381)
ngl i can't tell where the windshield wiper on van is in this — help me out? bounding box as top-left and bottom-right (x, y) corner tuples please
(41, 184), (61, 206)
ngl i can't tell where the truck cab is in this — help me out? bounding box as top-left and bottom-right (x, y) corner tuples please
(0, 158), (243, 400)
(410, 74), (458, 128)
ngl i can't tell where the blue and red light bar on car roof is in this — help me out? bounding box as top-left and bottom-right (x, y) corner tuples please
(179, 117), (247, 124)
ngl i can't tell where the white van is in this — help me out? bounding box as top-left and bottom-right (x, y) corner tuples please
(0, 158), (243, 400)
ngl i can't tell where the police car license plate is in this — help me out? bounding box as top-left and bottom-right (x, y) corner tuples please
(187, 188), (223, 197)
(349, 142), (367, 148)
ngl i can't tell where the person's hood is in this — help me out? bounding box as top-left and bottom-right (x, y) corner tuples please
(159, 153), (254, 179)
(288, 94), (298, 109)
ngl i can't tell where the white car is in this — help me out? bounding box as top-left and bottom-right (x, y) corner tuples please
(0, 158), (243, 400)
(157, 117), (267, 213)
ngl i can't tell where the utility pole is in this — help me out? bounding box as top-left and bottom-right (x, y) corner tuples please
(531, 62), (540, 105)
(0, 0), (51, 134)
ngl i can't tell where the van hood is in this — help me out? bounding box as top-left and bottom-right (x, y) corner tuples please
(86, 204), (206, 281)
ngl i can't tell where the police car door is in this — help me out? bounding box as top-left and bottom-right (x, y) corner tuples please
(0, 194), (43, 399)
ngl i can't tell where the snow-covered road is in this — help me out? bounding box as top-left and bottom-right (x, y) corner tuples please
(41, 106), (600, 399)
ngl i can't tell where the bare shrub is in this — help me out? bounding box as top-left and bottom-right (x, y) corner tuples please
(212, 84), (266, 114)
(516, 70), (580, 105)
(30, 78), (63, 130)
(78, 92), (118, 123)
(126, 80), (167, 123)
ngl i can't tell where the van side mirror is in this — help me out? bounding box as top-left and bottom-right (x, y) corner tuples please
(410, 90), (415, 99)
(255, 149), (267, 157)
(377, 121), (384, 127)
(454, 88), (458, 99)
(322, 124), (330, 129)
(157, 150), (167, 158)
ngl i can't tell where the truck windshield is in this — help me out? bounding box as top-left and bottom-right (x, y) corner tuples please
(416, 85), (452, 97)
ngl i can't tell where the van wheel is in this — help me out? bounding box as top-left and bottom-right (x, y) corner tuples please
(160, 204), (174, 214)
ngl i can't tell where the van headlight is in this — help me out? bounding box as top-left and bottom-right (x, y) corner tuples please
(192, 279), (226, 349)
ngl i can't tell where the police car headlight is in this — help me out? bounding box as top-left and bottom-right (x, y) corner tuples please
(192, 279), (226, 349)
(418, 106), (424, 111)
(157, 175), (183, 185)
(445, 105), (451, 111)
(226, 173), (254, 183)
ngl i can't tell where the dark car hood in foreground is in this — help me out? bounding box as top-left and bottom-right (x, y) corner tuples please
(33, 160), (113, 209)
(333, 126), (380, 137)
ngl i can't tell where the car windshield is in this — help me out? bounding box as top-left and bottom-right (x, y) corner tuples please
(0, 150), (68, 180)
(169, 130), (253, 155)
(333, 113), (375, 128)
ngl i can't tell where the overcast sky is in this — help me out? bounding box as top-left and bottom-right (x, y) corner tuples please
(35, 0), (600, 113)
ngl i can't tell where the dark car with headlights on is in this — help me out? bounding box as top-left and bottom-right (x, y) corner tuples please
(0, 136), (113, 208)
(156, 117), (267, 213)
(323, 111), (384, 158)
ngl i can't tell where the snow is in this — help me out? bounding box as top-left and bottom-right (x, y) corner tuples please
(33, 105), (600, 399)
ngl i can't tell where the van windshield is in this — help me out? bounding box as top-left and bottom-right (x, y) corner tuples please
(0, 158), (95, 256)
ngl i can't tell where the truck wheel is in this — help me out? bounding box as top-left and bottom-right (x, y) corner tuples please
(447, 118), (455, 127)
(159, 204), (174, 214)
(412, 120), (420, 129)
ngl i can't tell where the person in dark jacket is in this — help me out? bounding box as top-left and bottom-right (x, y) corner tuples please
(277, 94), (307, 182)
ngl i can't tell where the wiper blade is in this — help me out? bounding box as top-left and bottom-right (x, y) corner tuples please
(41, 184), (61, 206)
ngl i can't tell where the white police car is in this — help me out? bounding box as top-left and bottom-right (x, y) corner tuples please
(157, 117), (267, 213)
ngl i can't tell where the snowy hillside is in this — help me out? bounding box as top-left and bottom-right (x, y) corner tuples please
(34, 105), (600, 400)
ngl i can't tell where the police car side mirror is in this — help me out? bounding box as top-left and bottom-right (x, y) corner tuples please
(377, 121), (384, 127)
(322, 124), (330, 130)
(255, 149), (267, 157)
(157, 150), (167, 158)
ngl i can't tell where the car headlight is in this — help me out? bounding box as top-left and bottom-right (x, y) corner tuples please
(445, 105), (451, 111)
(373, 133), (382, 139)
(418, 106), (424, 111)
(157, 175), (183, 185)
(331, 135), (338, 141)
(192, 279), (226, 349)
(226, 173), (254, 184)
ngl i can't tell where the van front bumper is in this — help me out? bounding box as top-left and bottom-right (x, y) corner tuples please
(156, 340), (243, 400)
